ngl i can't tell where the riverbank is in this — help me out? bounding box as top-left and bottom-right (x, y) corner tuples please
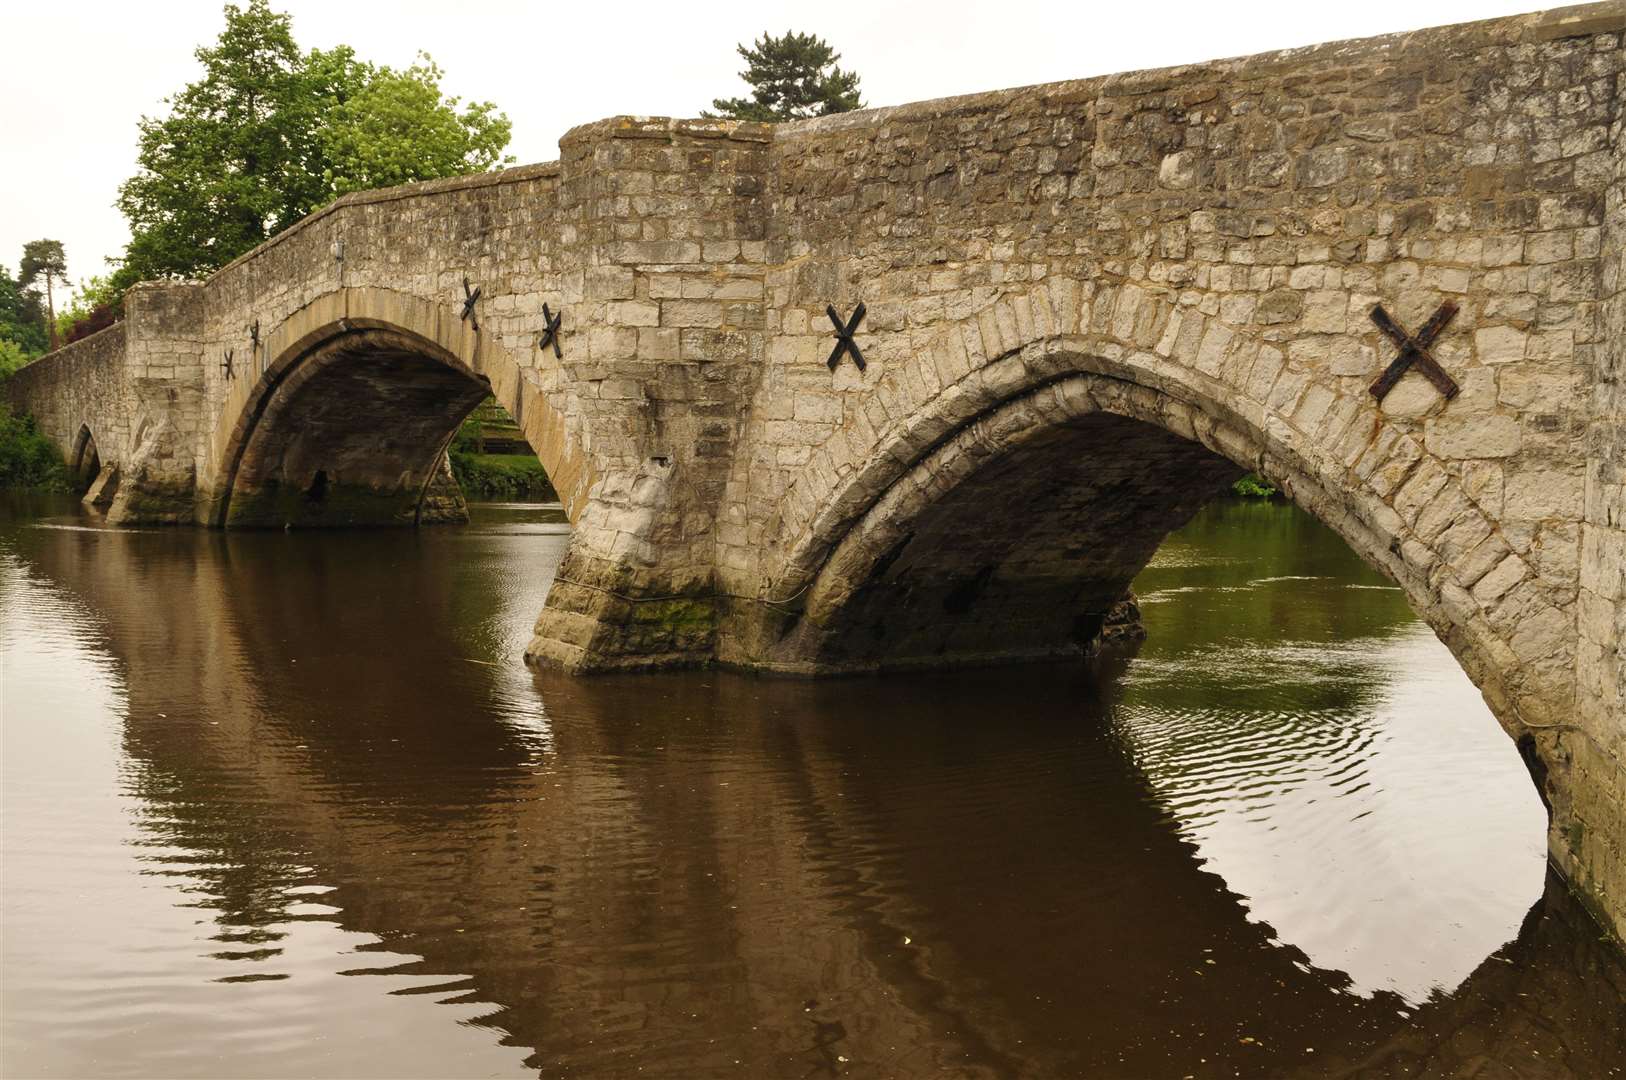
(450, 451), (556, 501)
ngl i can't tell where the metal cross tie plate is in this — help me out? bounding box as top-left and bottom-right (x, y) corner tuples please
(460, 277), (482, 332)
(220, 349), (234, 381)
(826, 303), (866, 372)
(537, 304), (563, 358)
(249, 320), (260, 352)
(1368, 301), (1459, 403)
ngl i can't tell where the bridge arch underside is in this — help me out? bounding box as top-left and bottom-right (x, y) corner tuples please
(70, 425), (100, 488)
(735, 366), (1526, 753)
(775, 408), (1241, 671)
(217, 328), (491, 528)
(729, 360), (1599, 920)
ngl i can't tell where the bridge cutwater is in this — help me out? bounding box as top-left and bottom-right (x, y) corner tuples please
(9, 3), (1625, 943)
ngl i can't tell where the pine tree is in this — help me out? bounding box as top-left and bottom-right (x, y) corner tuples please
(708, 31), (863, 122)
(18, 241), (67, 352)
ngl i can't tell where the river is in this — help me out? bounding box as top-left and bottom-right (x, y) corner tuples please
(1, 494), (1621, 1078)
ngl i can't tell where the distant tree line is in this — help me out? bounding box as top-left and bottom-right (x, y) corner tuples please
(0, 248), (60, 378)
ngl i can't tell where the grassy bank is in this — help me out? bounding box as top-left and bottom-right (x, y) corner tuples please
(0, 406), (70, 490)
(450, 451), (557, 502)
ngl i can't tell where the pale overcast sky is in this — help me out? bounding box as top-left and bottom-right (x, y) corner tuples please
(5, 0), (1541, 302)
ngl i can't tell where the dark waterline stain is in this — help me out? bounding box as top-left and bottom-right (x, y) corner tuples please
(0, 492), (1620, 1078)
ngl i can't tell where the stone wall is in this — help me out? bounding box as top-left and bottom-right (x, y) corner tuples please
(5, 321), (129, 477)
(719, 6), (1621, 704)
(191, 163), (569, 523)
(1573, 2), (1626, 931)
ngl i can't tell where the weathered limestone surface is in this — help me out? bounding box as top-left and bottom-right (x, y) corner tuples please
(5, 4), (1623, 937)
(9, 322), (129, 498)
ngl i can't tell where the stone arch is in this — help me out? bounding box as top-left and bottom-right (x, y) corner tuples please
(69, 424), (99, 484)
(731, 316), (1570, 760)
(203, 287), (594, 528)
(68, 421), (121, 509)
(722, 324), (1591, 928)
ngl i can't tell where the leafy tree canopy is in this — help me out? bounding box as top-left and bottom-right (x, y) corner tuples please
(322, 55), (511, 195)
(707, 31), (863, 122)
(56, 275), (125, 345)
(114, 0), (513, 288)
(0, 263), (49, 361)
(0, 405), (70, 489)
(0, 339), (31, 380)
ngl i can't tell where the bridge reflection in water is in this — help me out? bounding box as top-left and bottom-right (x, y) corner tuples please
(1, 496), (1620, 1078)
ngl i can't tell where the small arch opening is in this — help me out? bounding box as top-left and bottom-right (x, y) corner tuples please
(219, 327), (556, 529)
(69, 426), (101, 492)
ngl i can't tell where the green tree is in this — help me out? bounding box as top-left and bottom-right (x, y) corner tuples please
(114, 0), (512, 286)
(19, 241), (68, 352)
(0, 405), (70, 489)
(55, 275), (125, 344)
(116, 0), (317, 283)
(321, 55), (511, 194)
(0, 264), (49, 359)
(707, 31), (864, 122)
(1231, 473), (1280, 499)
(0, 339), (31, 380)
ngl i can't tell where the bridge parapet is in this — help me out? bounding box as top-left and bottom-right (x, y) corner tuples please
(5, 321), (128, 472)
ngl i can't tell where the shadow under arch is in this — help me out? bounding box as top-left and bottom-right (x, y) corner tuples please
(69, 423), (100, 487)
(202, 288), (594, 529)
(211, 324), (489, 528)
(736, 339), (1540, 757)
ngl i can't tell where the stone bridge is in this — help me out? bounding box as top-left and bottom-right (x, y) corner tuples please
(8, 4), (1624, 937)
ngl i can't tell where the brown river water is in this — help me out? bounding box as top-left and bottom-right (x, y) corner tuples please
(1, 494), (1622, 1079)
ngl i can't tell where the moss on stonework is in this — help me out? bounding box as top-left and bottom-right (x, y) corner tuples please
(627, 597), (717, 651)
(108, 476), (203, 524)
(631, 597), (714, 628)
(1565, 820), (1585, 852)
